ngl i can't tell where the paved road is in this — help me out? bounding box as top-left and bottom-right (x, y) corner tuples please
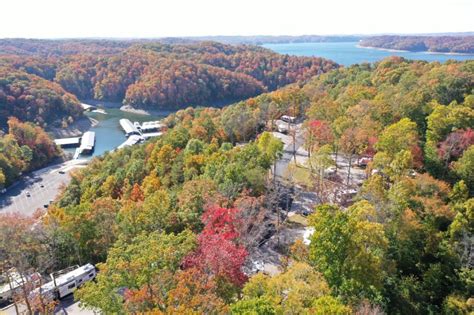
(0, 160), (89, 215)
(271, 123), (305, 179)
(0, 160), (94, 314)
(1, 294), (95, 315)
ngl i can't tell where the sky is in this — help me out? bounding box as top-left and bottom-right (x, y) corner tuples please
(1, 0), (473, 38)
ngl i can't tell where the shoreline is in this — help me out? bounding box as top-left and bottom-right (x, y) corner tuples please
(356, 44), (474, 56)
(120, 104), (151, 116)
(356, 44), (410, 53)
(48, 116), (99, 138)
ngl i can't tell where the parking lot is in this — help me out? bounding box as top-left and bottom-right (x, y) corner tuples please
(0, 160), (88, 216)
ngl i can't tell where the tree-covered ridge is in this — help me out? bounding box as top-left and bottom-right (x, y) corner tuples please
(2, 40), (338, 110)
(2, 57), (473, 314)
(0, 65), (83, 127)
(0, 39), (139, 56)
(304, 57), (474, 183)
(360, 35), (474, 54)
(298, 57), (473, 313)
(0, 117), (60, 188)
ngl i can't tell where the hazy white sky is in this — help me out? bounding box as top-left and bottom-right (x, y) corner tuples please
(1, 0), (473, 38)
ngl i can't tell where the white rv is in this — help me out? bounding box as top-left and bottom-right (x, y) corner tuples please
(30, 264), (96, 302)
(0, 270), (41, 303)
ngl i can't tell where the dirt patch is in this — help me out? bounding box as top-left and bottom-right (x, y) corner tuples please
(120, 105), (151, 116)
(48, 116), (98, 138)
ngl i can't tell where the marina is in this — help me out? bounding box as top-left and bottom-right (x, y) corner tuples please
(56, 110), (165, 160)
(118, 118), (164, 138)
(54, 132), (96, 159)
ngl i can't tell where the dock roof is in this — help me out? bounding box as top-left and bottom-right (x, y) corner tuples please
(54, 137), (81, 146)
(118, 135), (144, 149)
(80, 131), (95, 150)
(120, 119), (140, 135)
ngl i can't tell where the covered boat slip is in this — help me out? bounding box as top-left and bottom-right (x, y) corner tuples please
(119, 118), (164, 140)
(53, 137), (81, 148)
(54, 132), (96, 159)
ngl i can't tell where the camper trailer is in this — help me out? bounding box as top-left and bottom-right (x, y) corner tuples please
(0, 270), (41, 303)
(29, 264), (96, 303)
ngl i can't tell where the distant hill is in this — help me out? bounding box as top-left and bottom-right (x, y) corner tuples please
(0, 65), (83, 127)
(184, 35), (364, 45)
(360, 35), (474, 54)
(0, 39), (338, 114)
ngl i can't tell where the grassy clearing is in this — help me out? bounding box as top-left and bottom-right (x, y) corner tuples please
(287, 213), (309, 226)
(284, 162), (314, 188)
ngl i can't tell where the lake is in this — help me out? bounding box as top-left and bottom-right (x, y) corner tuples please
(262, 42), (474, 66)
(64, 104), (169, 158)
(71, 42), (473, 158)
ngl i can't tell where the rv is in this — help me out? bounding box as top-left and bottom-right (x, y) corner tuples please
(30, 264), (96, 302)
(0, 270), (41, 303)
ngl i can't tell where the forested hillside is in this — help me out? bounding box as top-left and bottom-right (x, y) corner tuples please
(360, 35), (474, 54)
(0, 40), (338, 112)
(0, 117), (60, 187)
(0, 65), (83, 127)
(1, 57), (473, 314)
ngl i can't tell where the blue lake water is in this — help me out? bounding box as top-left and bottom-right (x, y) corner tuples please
(262, 42), (474, 66)
(63, 104), (168, 159)
(71, 42), (473, 159)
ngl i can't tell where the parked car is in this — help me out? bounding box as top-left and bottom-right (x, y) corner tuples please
(26, 191), (31, 197)
(281, 115), (296, 123)
(58, 170), (65, 174)
(357, 157), (372, 168)
(325, 166), (337, 176)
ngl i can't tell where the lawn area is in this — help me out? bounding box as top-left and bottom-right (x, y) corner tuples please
(285, 162), (314, 188)
(287, 213), (308, 226)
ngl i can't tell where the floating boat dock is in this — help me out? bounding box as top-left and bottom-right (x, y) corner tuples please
(117, 135), (144, 149)
(119, 118), (142, 136)
(54, 137), (81, 148)
(140, 121), (165, 133)
(142, 132), (163, 139)
(119, 119), (164, 138)
(73, 131), (96, 159)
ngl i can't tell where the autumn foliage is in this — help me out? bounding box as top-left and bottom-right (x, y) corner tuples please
(184, 205), (248, 287)
(1, 40), (338, 112)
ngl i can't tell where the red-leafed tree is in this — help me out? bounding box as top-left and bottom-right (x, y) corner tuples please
(438, 128), (474, 167)
(183, 233), (248, 287)
(305, 120), (334, 157)
(183, 205), (248, 288)
(200, 205), (240, 241)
